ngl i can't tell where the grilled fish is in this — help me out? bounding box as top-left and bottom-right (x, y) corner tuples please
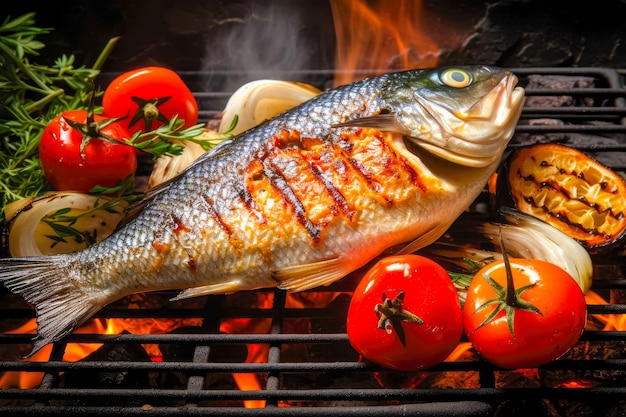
(0, 66), (525, 356)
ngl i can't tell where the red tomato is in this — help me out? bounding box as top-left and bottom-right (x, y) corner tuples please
(102, 66), (198, 135)
(347, 255), (463, 371)
(463, 258), (587, 369)
(39, 110), (137, 192)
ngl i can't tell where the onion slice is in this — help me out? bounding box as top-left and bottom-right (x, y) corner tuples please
(4, 192), (127, 257)
(219, 80), (321, 135)
(422, 208), (593, 294)
(148, 130), (226, 187)
(485, 209), (593, 293)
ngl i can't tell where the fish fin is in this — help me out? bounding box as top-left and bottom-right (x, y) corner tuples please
(274, 257), (350, 292)
(395, 223), (452, 255)
(117, 178), (176, 229)
(171, 279), (244, 301)
(118, 148), (232, 229)
(0, 255), (104, 357)
(332, 114), (406, 133)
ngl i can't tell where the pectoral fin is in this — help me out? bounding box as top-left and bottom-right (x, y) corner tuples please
(332, 113), (406, 133)
(274, 257), (352, 292)
(171, 279), (244, 301)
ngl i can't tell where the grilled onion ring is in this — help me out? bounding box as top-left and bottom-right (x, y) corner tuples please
(4, 192), (127, 257)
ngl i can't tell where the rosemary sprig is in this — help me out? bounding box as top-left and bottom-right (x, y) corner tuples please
(0, 13), (224, 226)
(0, 13), (107, 221)
(128, 114), (237, 158)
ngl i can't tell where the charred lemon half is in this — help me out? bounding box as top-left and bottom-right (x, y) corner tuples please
(507, 143), (626, 250)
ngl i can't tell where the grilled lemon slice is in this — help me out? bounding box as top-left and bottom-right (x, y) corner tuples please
(507, 143), (626, 250)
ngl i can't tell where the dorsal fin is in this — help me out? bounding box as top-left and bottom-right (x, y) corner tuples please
(115, 177), (175, 229)
(117, 146), (233, 229)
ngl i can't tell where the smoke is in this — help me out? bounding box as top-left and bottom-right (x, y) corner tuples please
(201, 1), (326, 92)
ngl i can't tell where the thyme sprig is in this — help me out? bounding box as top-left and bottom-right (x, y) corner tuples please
(41, 197), (123, 248)
(41, 175), (141, 248)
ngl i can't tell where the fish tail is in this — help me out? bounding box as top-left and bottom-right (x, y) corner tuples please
(0, 255), (103, 357)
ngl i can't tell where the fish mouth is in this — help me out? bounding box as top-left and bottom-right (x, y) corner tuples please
(412, 71), (526, 168)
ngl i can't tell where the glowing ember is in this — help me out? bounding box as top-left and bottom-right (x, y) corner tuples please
(556, 378), (597, 389)
(445, 342), (473, 362)
(285, 292), (345, 309)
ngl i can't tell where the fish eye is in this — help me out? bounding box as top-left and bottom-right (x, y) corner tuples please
(439, 68), (472, 88)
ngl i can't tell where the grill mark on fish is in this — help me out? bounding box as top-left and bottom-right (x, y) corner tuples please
(262, 159), (322, 241)
(237, 186), (267, 224)
(347, 157), (377, 188)
(152, 212), (190, 256)
(339, 129), (429, 207)
(374, 132), (426, 192)
(307, 161), (353, 220)
(152, 239), (169, 253)
(185, 254), (197, 273)
(201, 194), (234, 237)
(171, 214), (189, 235)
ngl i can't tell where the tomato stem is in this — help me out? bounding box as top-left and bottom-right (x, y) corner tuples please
(63, 92), (131, 152)
(129, 96), (172, 132)
(471, 228), (543, 340)
(500, 229), (517, 307)
(375, 291), (423, 347)
(92, 36), (120, 71)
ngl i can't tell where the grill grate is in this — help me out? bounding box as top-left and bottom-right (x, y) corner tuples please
(1, 67), (626, 416)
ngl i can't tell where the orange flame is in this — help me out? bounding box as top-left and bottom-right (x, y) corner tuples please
(223, 291), (347, 408)
(0, 290), (345, 409)
(0, 318), (109, 389)
(445, 342), (473, 362)
(219, 292), (274, 409)
(0, 316), (201, 390)
(330, 0), (440, 86)
(585, 290), (626, 331)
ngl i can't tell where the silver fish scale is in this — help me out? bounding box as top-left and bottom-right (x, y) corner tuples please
(76, 73), (399, 293)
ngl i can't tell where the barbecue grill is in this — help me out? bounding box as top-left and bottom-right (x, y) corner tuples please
(1, 67), (626, 416)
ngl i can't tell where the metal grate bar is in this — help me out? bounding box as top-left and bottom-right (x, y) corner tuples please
(2, 67), (626, 416)
(0, 402), (494, 417)
(3, 386), (626, 404)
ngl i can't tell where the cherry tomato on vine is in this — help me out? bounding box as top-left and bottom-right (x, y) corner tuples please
(39, 110), (137, 192)
(463, 258), (587, 369)
(102, 66), (199, 135)
(347, 255), (463, 371)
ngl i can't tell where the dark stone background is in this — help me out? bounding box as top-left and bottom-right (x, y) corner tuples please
(3, 0), (626, 75)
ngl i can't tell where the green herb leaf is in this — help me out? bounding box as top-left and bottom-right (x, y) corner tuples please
(0, 13), (116, 222)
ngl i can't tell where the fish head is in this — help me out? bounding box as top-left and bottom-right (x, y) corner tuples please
(384, 65), (525, 168)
